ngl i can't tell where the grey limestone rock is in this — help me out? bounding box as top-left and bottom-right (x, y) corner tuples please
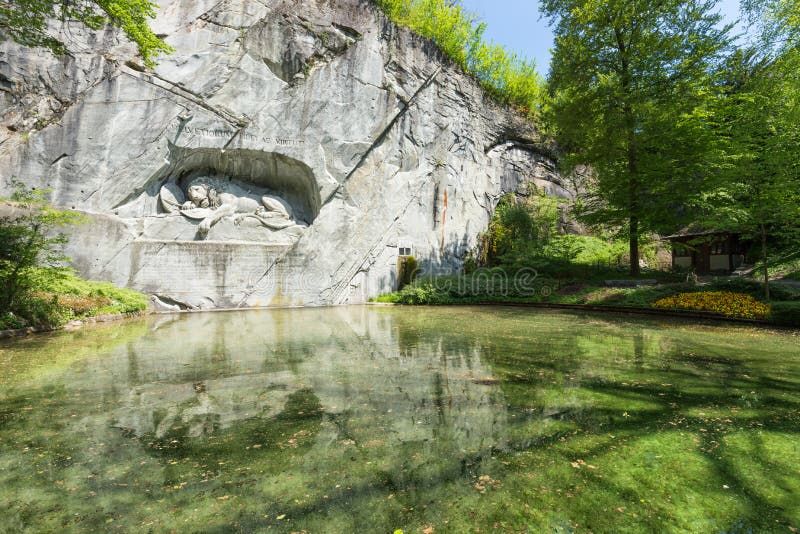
(0, 0), (570, 308)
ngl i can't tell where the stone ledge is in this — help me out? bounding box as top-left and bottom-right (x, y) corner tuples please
(604, 279), (659, 288)
(0, 311), (151, 339)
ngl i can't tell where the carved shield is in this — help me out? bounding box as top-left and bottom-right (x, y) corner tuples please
(159, 184), (186, 214)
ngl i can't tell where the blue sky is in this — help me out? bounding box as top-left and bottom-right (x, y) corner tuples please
(459, 0), (745, 75)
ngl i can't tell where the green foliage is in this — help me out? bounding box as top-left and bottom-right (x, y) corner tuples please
(752, 247), (800, 280)
(378, 271), (557, 305)
(473, 192), (661, 279)
(0, 182), (84, 320)
(542, 0), (733, 275)
(398, 255), (419, 289)
(381, 282), (449, 305)
(0, 0), (172, 67)
(707, 45), (800, 298)
(0, 182), (147, 329)
(601, 284), (695, 308)
(769, 302), (800, 327)
(570, 235), (629, 266)
(477, 193), (563, 269)
(41, 270), (150, 315)
(0, 312), (27, 330)
(741, 0), (800, 54)
(372, 0), (545, 117)
(0, 267), (149, 330)
(707, 278), (800, 302)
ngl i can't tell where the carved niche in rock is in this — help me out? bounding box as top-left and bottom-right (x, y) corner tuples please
(159, 175), (307, 239)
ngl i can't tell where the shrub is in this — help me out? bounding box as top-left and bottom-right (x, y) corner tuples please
(770, 302), (800, 327)
(398, 256), (419, 289)
(652, 291), (771, 320)
(476, 193), (565, 269)
(0, 182), (84, 314)
(707, 277), (800, 301)
(0, 183), (148, 328)
(15, 294), (73, 328)
(41, 273), (149, 315)
(381, 270), (557, 305)
(0, 312), (26, 330)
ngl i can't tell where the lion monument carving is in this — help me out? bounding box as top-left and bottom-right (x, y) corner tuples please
(159, 176), (306, 238)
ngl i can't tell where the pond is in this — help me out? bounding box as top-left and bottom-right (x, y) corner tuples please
(0, 306), (799, 532)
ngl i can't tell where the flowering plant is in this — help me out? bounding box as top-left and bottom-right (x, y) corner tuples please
(652, 291), (771, 320)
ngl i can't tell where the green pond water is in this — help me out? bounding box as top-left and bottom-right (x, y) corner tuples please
(0, 306), (799, 533)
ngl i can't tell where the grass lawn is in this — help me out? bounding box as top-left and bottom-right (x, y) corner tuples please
(376, 272), (800, 325)
(0, 270), (149, 330)
(753, 248), (800, 281)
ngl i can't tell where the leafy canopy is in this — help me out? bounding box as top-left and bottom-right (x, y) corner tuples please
(0, 181), (83, 319)
(698, 2), (800, 297)
(542, 0), (732, 274)
(373, 0), (545, 118)
(0, 0), (171, 67)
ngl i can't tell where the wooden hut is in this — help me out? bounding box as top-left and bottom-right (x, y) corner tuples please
(665, 230), (748, 274)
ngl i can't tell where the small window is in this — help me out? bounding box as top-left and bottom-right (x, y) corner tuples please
(673, 245), (691, 257)
(398, 241), (413, 257)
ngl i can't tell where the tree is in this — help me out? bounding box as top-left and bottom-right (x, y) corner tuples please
(0, 182), (83, 321)
(0, 0), (171, 67)
(741, 0), (799, 52)
(541, 0), (732, 275)
(706, 3), (800, 300)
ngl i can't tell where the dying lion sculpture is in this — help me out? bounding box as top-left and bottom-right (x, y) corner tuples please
(159, 177), (305, 238)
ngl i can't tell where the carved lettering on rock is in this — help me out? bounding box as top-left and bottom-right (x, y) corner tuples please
(182, 126), (306, 147)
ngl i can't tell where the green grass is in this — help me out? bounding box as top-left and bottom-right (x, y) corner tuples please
(753, 248), (800, 280)
(0, 269), (149, 330)
(377, 275), (800, 325)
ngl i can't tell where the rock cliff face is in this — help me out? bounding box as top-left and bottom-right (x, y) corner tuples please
(0, 0), (569, 308)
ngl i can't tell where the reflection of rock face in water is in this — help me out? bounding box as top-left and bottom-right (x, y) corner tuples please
(90, 308), (506, 454)
(113, 372), (300, 438)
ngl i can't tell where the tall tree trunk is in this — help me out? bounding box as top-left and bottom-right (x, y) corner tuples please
(615, 26), (641, 277)
(761, 223), (770, 301)
(630, 215), (640, 276)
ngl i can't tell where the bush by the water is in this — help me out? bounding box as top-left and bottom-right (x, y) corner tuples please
(377, 270), (556, 305)
(770, 302), (800, 327)
(1, 268), (149, 329)
(707, 277), (800, 301)
(1, 183), (148, 330)
(652, 291), (771, 320)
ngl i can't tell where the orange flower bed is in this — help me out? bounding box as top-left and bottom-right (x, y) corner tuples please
(652, 291), (771, 320)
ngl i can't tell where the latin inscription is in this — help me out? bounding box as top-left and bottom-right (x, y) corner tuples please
(183, 126), (305, 147)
